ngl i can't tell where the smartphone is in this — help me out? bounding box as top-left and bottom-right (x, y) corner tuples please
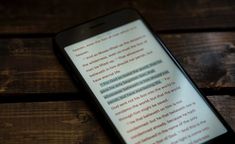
(54, 9), (234, 144)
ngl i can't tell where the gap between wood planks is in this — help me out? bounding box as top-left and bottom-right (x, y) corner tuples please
(0, 28), (235, 38)
(0, 88), (234, 103)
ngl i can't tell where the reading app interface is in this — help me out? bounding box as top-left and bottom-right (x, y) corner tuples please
(65, 20), (227, 144)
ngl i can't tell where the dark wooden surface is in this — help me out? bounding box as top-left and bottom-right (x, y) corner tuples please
(0, 0), (235, 143)
(0, 96), (234, 144)
(0, 0), (235, 34)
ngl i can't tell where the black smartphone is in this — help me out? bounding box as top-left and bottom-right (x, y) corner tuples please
(54, 9), (234, 144)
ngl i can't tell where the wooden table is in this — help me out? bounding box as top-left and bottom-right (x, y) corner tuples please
(0, 0), (235, 143)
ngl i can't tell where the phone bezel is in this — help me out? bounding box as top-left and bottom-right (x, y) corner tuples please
(54, 8), (235, 144)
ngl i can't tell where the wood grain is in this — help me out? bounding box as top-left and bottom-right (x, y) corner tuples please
(0, 95), (234, 144)
(0, 38), (77, 94)
(0, 1), (234, 143)
(0, 32), (234, 94)
(0, 0), (235, 34)
(160, 32), (235, 89)
(0, 100), (111, 144)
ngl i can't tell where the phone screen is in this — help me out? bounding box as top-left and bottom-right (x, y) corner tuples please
(64, 19), (227, 144)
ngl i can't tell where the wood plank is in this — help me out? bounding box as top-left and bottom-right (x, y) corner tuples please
(0, 100), (112, 144)
(0, 38), (77, 93)
(0, 0), (235, 34)
(160, 32), (235, 89)
(0, 95), (234, 144)
(0, 32), (234, 94)
(207, 95), (235, 130)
